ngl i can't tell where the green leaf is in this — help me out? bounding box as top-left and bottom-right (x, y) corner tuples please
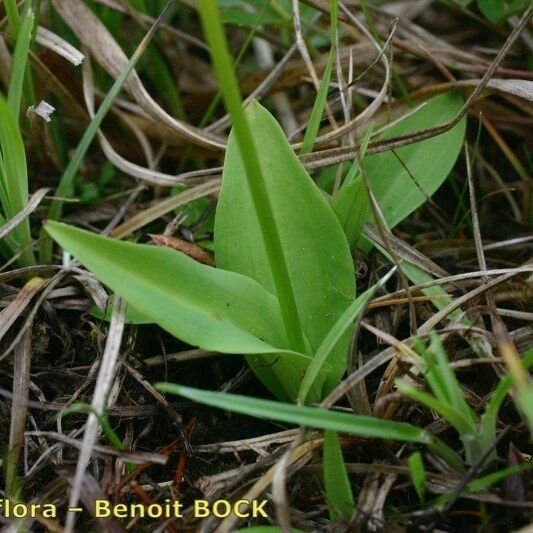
(323, 430), (354, 520)
(427, 334), (474, 419)
(396, 378), (482, 465)
(220, 9), (282, 26)
(300, 0), (338, 155)
(158, 383), (463, 469)
(396, 261), (455, 314)
(235, 526), (303, 533)
(477, 0), (504, 23)
(215, 102), (355, 394)
(300, 47), (335, 155)
(45, 221), (328, 403)
(91, 297), (152, 324)
(59, 403), (124, 451)
(4, 0), (21, 37)
(518, 388), (533, 434)
(44, 222), (283, 354)
(7, 7), (34, 120)
(332, 176), (369, 248)
(298, 285), (376, 404)
(430, 463), (533, 507)
(407, 451), (426, 503)
(200, 1), (306, 355)
(479, 350), (533, 450)
(0, 95), (34, 265)
(0, 97), (27, 216)
(157, 383), (433, 443)
(396, 380), (477, 440)
(364, 92), (466, 229)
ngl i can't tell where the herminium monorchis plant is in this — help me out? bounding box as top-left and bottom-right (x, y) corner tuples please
(46, 0), (467, 471)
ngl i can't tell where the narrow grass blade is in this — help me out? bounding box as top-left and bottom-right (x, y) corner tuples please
(40, 0), (175, 263)
(300, 0), (337, 155)
(198, 0), (306, 353)
(157, 382), (433, 442)
(407, 451), (426, 503)
(428, 333), (475, 419)
(323, 430), (354, 520)
(396, 380), (476, 438)
(297, 287), (375, 404)
(7, 8), (34, 119)
(158, 383), (464, 470)
(430, 463), (533, 507)
(59, 403), (124, 451)
(4, 0), (21, 38)
(0, 95), (35, 265)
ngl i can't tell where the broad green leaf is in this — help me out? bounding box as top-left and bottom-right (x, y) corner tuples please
(477, 0), (504, 23)
(407, 451), (426, 503)
(45, 222), (289, 355)
(323, 430), (354, 520)
(215, 102), (355, 394)
(46, 221), (327, 403)
(220, 9), (283, 26)
(364, 92), (466, 229)
(91, 297), (152, 324)
(332, 176), (369, 248)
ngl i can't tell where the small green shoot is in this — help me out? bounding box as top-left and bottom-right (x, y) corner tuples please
(58, 403), (134, 473)
(323, 430), (354, 520)
(397, 338), (533, 467)
(407, 451), (426, 503)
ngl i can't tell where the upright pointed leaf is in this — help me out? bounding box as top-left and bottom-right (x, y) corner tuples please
(324, 430), (355, 520)
(7, 7), (34, 119)
(215, 102), (356, 393)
